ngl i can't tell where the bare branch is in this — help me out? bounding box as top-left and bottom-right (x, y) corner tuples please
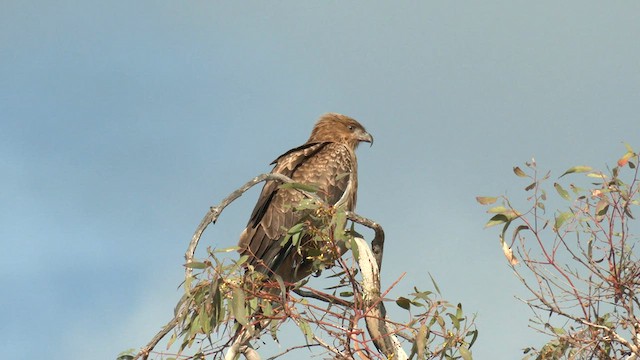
(185, 173), (320, 281)
(346, 212), (385, 271)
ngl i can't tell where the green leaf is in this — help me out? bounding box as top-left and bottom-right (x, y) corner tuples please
(459, 346), (472, 360)
(396, 296), (411, 310)
(199, 304), (211, 334)
(167, 332), (177, 349)
(291, 231), (301, 246)
(212, 246), (241, 253)
(333, 210), (347, 240)
(560, 165), (592, 178)
(287, 222), (305, 234)
(184, 261), (207, 269)
(570, 184), (584, 194)
(553, 183), (570, 200)
(235, 255), (249, 266)
(447, 313), (460, 330)
(231, 287), (247, 326)
(429, 273), (441, 295)
(298, 319), (314, 343)
(262, 299), (273, 317)
(513, 166), (527, 177)
(624, 142), (634, 153)
(270, 319), (279, 341)
(466, 329), (479, 347)
(595, 199), (609, 216)
(475, 196), (497, 205)
(595, 198), (609, 222)
(484, 214), (510, 228)
(554, 212), (573, 231)
(486, 206), (508, 214)
(349, 237), (360, 261)
(279, 182), (318, 193)
(512, 225), (529, 242)
(587, 172), (607, 179)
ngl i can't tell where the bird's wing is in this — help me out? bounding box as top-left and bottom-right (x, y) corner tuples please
(239, 142), (356, 277)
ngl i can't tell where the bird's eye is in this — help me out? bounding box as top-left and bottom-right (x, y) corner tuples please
(347, 125), (355, 131)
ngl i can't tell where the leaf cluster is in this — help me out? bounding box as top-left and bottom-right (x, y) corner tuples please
(396, 280), (477, 360)
(477, 145), (640, 359)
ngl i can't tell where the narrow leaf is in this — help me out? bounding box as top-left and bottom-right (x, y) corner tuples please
(396, 296), (411, 310)
(596, 200), (609, 215)
(459, 346), (472, 360)
(213, 246), (241, 253)
(512, 225), (529, 242)
(298, 319), (313, 343)
(484, 214), (509, 228)
(429, 273), (441, 295)
(287, 222), (305, 234)
(184, 261), (207, 269)
(595, 199), (609, 217)
(349, 237), (360, 261)
(231, 287), (247, 326)
(487, 206), (508, 214)
(624, 142), (634, 153)
(513, 166), (527, 177)
(560, 165), (592, 178)
(279, 182), (318, 193)
(554, 211), (573, 231)
(553, 183), (570, 200)
(475, 196), (497, 205)
(447, 313), (460, 330)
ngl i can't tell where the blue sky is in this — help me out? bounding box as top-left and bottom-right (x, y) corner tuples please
(2, 1), (639, 359)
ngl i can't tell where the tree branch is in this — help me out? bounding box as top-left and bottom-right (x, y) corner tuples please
(353, 236), (408, 360)
(346, 212), (385, 271)
(134, 173), (396, 360)
(185, 173), (319, 281)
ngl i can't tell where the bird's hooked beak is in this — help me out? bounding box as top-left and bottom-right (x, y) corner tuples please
(356, 129), (374, 147)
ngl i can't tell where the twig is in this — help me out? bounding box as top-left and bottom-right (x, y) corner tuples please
(136, 173), (394, 360)
(293, 287), (353, 307)
(133, 316), (179, 360)
(345, 212), (385, 271)
(185, 173), (318, 281)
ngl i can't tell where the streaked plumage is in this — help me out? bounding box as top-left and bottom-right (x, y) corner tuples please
(238, 113), (372, 283)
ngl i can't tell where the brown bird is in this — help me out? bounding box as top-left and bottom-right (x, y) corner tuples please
(238, 113), (373, 284)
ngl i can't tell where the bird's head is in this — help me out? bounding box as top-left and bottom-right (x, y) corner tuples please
(308, 113), (373, 149)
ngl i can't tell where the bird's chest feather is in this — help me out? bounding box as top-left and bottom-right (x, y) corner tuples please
(290, 145), (357, 208)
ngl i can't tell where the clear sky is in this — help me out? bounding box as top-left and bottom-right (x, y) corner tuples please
(2, 1), (639, 359)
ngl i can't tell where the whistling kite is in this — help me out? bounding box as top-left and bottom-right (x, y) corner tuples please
(238, 113), (373, 283)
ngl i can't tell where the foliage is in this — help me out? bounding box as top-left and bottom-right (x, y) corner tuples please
(133, 194), (477, 360)
(478, 145), (640, 359)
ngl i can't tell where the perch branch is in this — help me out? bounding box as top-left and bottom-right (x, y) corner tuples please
(185, 173), (320, 282)
(135, 173), (393, 360)
(346, 212), (385, 271)
(353, 236), (408, 360)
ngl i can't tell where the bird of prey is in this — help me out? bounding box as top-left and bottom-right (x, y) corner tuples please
(238, 113), (373, 284)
